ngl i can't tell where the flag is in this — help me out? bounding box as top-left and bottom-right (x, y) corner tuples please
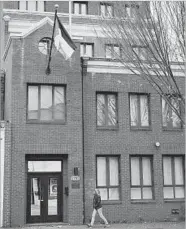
(54, 15), (76, 60)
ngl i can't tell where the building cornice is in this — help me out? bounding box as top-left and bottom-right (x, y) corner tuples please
(86, 58), (185, 77)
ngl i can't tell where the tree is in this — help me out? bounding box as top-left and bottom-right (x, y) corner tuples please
(97, 1), (185, 126)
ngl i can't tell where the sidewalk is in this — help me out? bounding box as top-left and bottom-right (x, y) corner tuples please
(3, 222), (185, 229)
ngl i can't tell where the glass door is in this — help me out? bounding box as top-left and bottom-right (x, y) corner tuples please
(27, 173), (62, 223)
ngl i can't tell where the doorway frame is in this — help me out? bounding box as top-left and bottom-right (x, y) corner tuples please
(25, 155), (66, 224)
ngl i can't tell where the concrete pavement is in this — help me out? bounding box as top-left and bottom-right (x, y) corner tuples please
(2, 222), (185, 229)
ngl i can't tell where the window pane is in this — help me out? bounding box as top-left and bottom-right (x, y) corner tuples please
(54, 87), (65, 120)
(28, 86), (38, 119)
(80, 44), (84, 56)
(100, 4), (105, 16)
(97, 94), (106, 126)
(130, 95), (138, 126)
(131, 188), (141, 199)
(163, 157), (172, 185)
(131, 157), (140, 185)
(125, 6), (131, 18)
(107, 5), (113, 17)
(109, 188), (119, 200)
(175, 187), (184, 198)
(109, 157), (119, 186)
(140, 95), (149, 126)
(28, 161), (61, 172)
(106, 45), (112, 58)
(40, 86), (52, 120)
(97, 157), (106, 186)
(113, 46), (120, 58)
(74, 3), (79, 14)
(19, 1), (26, 10)
(86, 45), (93, 57)
(108, 95), (117, 126)
(172, 99), (181, 128)
(81, 3), (87, 15)
(99, 188), (108, 200)
(31, 178), (40, 216)
(162, 98), (170, 127)
(142, 157), (152, 185)
(163, 187), (174, 199)
(37, 1), (44, 11)
(174, 157), (184, 185)
(142, 187), (152, 199)
(28, 1), (36, 11)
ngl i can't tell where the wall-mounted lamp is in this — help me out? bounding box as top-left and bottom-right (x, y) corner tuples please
(155, 142), (160, 147)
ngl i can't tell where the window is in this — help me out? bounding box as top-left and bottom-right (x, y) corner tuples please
(80, 43), (94, 57)
(162, 97), (181, 129)
(96, 156), (120, 201)
(125, 3), (139, 18)
(18, 1), (45, 11)
(132, 46), (147, 60)
(73, 2), (88, 15)
(97, 93), (118, 127)
(27, 85), (65, 122)
(130, 156), (153, 200)
(105, 44), (120, 59)
(129, 93), (150, 128)
(100, 3), (113, 17)
(163, 156), (185, 199)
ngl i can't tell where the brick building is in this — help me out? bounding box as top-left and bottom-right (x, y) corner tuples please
(0, 1), (185, 227)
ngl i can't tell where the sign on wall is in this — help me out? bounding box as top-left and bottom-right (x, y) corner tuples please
(71, 176), (80, 189)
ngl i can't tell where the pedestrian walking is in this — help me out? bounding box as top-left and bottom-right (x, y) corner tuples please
(88, 189), (110, 228)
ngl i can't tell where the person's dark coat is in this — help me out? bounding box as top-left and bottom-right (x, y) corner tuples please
(93, 193), (102, 210)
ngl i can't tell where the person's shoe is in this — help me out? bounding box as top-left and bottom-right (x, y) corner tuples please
(87, 224), (92, 228)
(104, 224), (110, 228)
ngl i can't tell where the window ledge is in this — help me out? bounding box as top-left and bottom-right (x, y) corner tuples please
(102, 200), (122, 205)
(130, 127), (152, 131)
(26, 121), (66, 125)
(162, 128), (183, 132)
(96, 126), (119, 131)
(131, 200), (156, 204)
(164, 199), (185, 203)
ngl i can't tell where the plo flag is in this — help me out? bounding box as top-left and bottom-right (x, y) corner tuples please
(54, 15), (76, 60)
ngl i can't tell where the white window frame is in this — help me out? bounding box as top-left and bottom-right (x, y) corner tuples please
(163, 156), (185, 199)
(73, 1), (88, 15)
(100, 3), (114, 17)
(80, 43), (94, 57)
(96, 156), (120, 201)
(130, 156), (154, 200)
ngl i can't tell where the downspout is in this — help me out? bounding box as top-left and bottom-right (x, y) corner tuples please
(81, 56), (89, 224)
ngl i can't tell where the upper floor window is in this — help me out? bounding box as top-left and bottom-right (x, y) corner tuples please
(27, 85), (65, 123)
(129, 93), (150, 128)
(125, 3), (139, 18)
(105, 44), (121, 59)
(162, 97), (182, 129)
(100, 3), (113, 17)
(80, 43), (94, 57)
(130, 156), (154, 200)
(97, 156), (120, 200)
(163, 156), (185, 199)
(132, 45), (147, 60)
(97, 93), (118, 128)
(18, 1), (45, 12)
(73, 1), (88, 15)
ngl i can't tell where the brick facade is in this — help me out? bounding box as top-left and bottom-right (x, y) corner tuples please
(82, 60), (185, 224)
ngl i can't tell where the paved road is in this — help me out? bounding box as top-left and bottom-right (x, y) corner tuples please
(3, 222), (185, 229)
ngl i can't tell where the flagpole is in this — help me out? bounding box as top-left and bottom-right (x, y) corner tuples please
(69, 0), (72, 37)
(45, 4), (59, 75)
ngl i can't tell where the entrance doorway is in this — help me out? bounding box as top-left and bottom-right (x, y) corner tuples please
(26, 160), (62, 223)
